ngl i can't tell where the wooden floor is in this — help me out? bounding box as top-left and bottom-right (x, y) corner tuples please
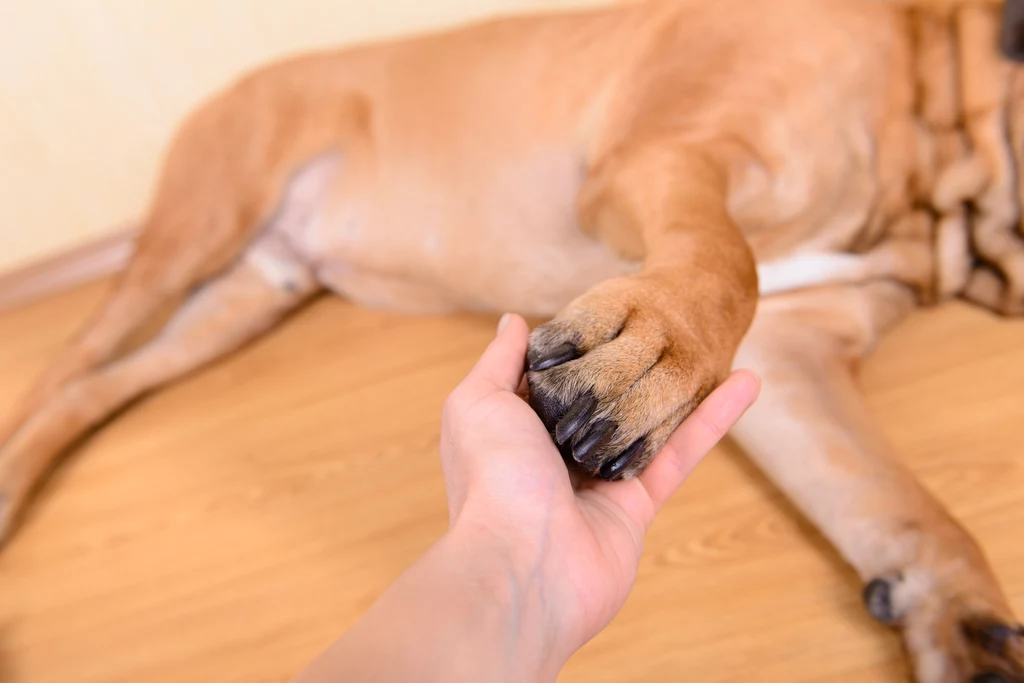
(0, 281), (1022, 683)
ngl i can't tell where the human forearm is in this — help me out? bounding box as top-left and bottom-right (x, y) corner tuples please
(291, 524), (564, 683)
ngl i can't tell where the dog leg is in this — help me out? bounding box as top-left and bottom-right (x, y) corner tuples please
(732, 282), (1023, 683)
(0, 61), (359, 547)
(526, 143), (759, 481)
(0, 241), (318, 546)
(0, 250), (206, 450)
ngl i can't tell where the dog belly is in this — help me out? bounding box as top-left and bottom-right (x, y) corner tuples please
(311, 214), (639, 317)
(313, 265), (465, 313)
(304, 151), (640, 317)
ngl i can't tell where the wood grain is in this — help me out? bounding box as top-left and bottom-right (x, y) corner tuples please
(0, 284), (1021, 683)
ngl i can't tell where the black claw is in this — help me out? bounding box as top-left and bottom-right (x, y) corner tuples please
(863, 578), (898, 625)
(599, 438), (646, 481)
(1002, 0), (1024, 62)
(966, 620), (1023, 657)
(555, 394), (597, 445)
(572, 420), (616, 464)
(529, 342), (580, 372)
(972, 673), (1010, 683)
(984, 623), (1020, 644)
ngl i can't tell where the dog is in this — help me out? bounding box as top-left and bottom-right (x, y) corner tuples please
(2, 0), (1024, 679)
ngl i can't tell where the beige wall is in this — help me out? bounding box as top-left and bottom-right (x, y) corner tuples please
(0, 0), (607, 273)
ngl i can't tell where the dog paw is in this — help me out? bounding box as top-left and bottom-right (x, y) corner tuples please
(864, 572), (1024, 682)
(525, 277), (726, 481)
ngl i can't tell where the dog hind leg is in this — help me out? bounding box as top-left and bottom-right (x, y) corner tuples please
(0, 243), (220, 451)
(0, 238), (319, 546)
(0, 63), (365, 546)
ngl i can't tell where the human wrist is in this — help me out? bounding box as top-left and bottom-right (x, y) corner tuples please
(293, 522), (568, 683)
(440, 518), (571, 681)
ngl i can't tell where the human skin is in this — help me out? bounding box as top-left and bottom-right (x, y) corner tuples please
(291, 314), (761, 683)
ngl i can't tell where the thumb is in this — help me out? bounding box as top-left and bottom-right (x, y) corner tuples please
(464, 313), (530, 394)
(639, 370), (761, 512)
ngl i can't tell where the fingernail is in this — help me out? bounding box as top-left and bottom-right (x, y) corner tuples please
(497, 313), (512, 334)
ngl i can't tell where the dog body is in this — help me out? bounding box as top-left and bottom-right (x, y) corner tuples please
(2, 0), (1024, 680)
(268, 0), (908, 316)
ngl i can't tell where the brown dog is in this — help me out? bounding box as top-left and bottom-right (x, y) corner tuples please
(2, 0), (1024, 679)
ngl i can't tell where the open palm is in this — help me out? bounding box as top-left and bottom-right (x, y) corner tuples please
(439, 314), (760, 656)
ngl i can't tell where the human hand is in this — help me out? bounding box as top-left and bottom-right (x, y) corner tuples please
(290, 313), (759, 683)
(439, 313), (761, 671)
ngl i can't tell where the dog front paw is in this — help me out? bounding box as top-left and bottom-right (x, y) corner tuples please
(526, 276), (727, 481)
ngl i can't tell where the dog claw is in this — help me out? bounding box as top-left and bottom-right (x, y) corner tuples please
(984, 623), (1020, 645)
(966, 619), (1024, 656)
(555, 394), (596, 444)
(972, 673), (1011, 683)
(529, 342), (580, 372)
(863, 577), (898, 625)
(599, 438), (645, 481)
(572, 419), (615, 464)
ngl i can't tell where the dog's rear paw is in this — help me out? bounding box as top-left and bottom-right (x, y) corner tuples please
(526, 277), (726, 480)
(864, 571), (1024, 682)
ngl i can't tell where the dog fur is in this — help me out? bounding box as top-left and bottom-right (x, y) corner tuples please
(2, 0), (1024, 679)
